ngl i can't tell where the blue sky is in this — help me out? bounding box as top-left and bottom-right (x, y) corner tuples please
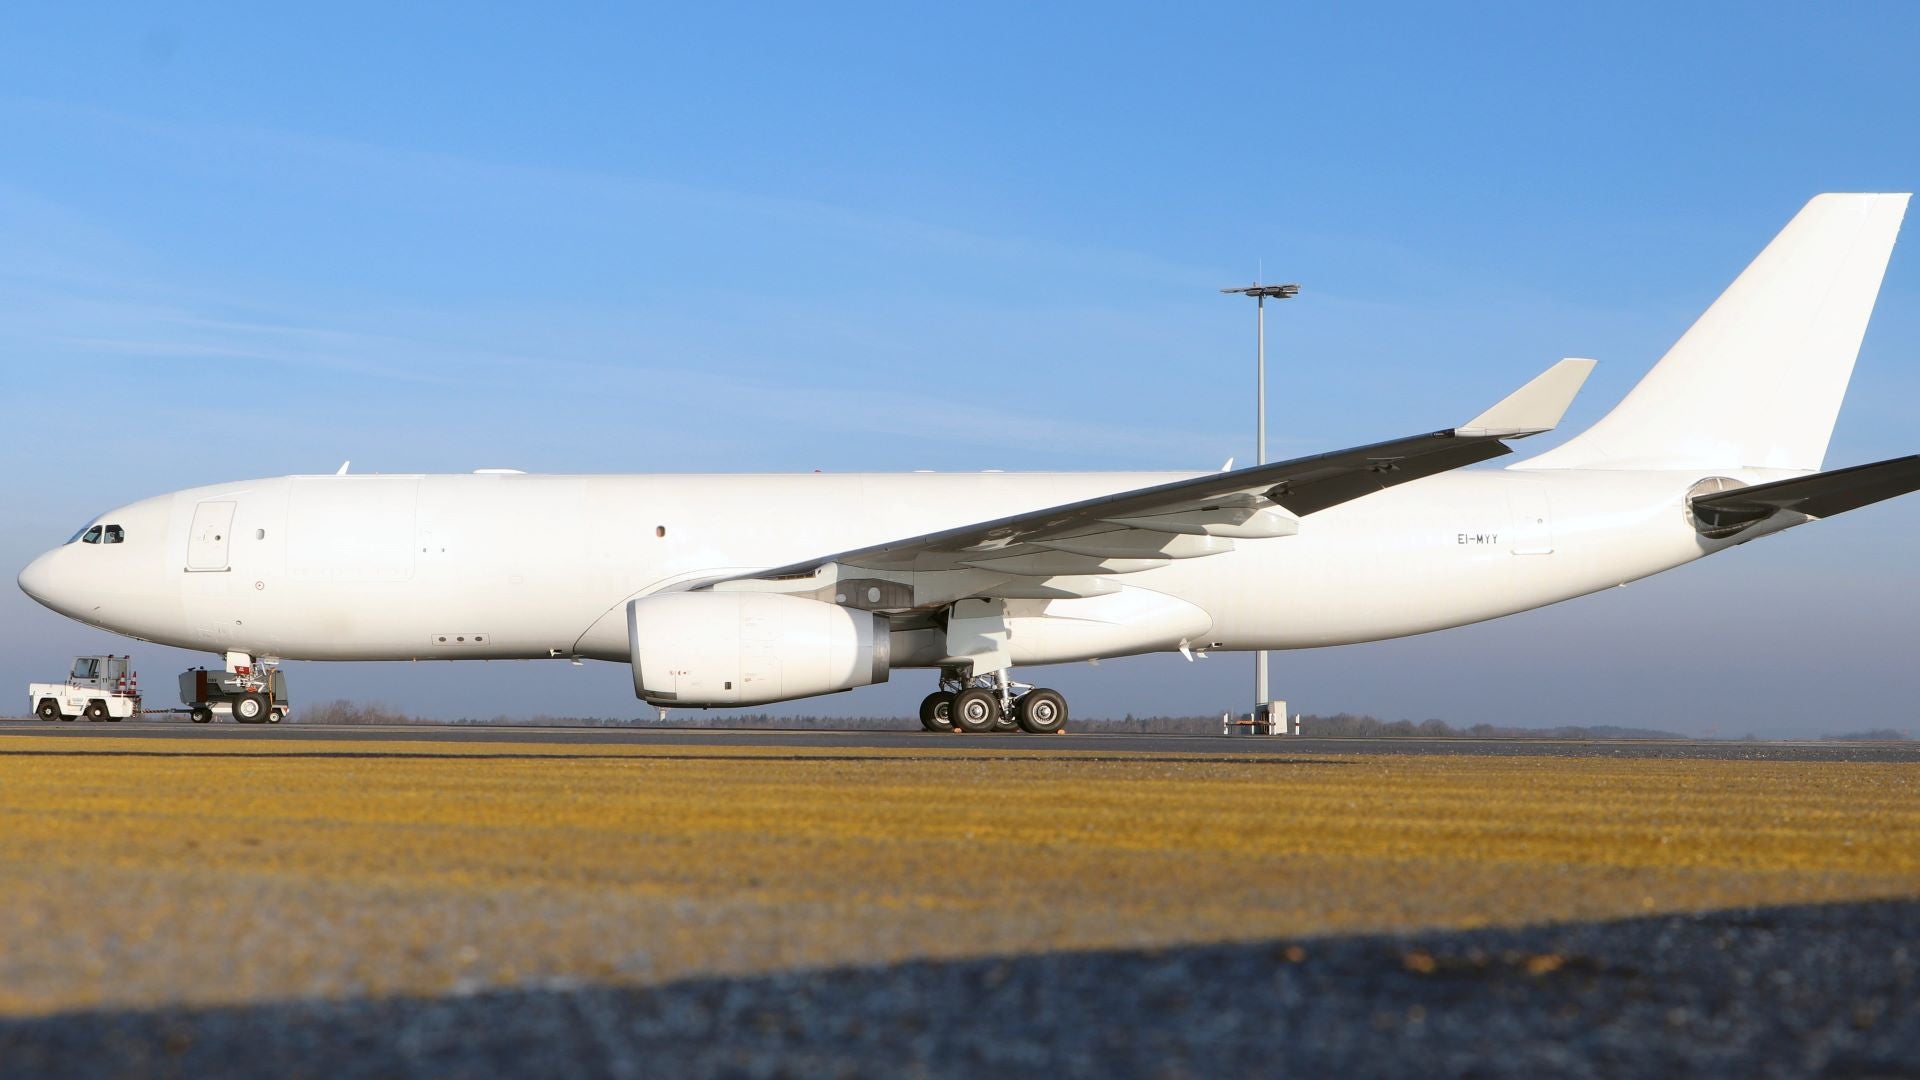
(3, 3), (1919, 735)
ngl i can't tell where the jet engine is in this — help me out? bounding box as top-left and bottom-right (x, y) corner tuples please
(628, 591), (890, 707)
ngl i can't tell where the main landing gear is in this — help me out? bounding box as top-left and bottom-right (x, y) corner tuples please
(919, 670), (1069, 735)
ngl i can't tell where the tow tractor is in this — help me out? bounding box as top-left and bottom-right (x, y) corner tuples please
(30, 655), (142, 722)
(180, 656), (290, 724)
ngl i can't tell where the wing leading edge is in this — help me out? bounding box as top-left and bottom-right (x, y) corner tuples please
(711, 359), (1595, 612)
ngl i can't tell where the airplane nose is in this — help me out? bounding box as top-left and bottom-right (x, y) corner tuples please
(18, 550), (62, 610)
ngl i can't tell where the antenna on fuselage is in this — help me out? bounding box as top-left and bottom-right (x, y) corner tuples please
(335, 461), (350, 475)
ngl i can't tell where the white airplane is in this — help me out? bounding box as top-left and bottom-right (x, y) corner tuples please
(19, 193), (1919, 733)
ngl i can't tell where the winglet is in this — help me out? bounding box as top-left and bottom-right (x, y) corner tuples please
(1456, 358), (1596, 438)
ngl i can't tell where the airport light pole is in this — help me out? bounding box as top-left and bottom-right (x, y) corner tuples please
(1220, 281), (1299, 730)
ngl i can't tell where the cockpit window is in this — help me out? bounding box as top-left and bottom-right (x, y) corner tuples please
(103, 525), (125, 544)
(81, 526), (103, 545)
(68, 523), (96, 544)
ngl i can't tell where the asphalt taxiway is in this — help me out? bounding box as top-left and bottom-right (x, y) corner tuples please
(1, 720), (1914, 1075)
(8, 898), (1914, 1078)
(2, 717), (1915, 761)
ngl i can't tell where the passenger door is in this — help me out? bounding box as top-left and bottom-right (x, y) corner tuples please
(186, 501), (237, 571)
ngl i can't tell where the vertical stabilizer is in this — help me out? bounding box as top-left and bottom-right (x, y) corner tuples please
(1519, 193), (1909, 472)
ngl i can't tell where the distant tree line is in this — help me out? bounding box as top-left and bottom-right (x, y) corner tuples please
(1086, 712), (1693, 740)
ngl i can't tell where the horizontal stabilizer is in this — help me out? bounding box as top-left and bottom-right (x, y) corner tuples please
(1690, 454), (1920, 534)
(1457, 358), (1596, 438)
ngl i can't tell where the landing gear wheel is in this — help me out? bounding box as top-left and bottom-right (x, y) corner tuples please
(36, 700), (60, 722)
(1016, 689), (1068, 734)
(83, 701), (108, 722)
(919, 691), (956, 732)
(992, 706), (1019, 733)
(233, 693), (269, 724)
(190, 707), (214, 724)
(951, 688), (1000, 734)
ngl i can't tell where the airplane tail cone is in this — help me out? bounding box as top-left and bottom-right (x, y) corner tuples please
(1519, 193), (1910, 473)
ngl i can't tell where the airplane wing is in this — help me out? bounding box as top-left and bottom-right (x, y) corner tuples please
(1690, 454), (1920, 535)
(710, 358), (1595, 612)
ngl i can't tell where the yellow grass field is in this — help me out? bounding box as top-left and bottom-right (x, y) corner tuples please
(0, 736), (1914, 1017)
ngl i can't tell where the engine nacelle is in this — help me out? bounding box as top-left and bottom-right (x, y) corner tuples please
(628, 592), (890, 707)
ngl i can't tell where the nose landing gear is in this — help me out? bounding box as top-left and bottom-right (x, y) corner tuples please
(920, 670), (1070, 735)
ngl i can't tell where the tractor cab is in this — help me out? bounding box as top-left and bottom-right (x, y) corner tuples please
(68, 656), (133, 693)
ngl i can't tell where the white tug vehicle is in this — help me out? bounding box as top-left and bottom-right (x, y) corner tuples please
(29, 655), (141, 722)
(26, 654), (293, 724)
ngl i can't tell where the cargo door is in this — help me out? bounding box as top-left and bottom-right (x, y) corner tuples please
(1507, 485), (1554, 555)
(186, 501), (237, 571)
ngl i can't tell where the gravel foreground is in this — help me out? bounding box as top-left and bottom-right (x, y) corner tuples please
(3, 898), (1914, 1079)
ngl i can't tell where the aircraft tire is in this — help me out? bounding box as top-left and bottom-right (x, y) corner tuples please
(190, 707), (214, 724)
(1016, 689), (1068, 735)
(952, 688), (999, 734)
(918, 691), (956, 732)
(35, 699), (59, 722)
(84, 701), (108, 722)
(233, 693), (269, 724)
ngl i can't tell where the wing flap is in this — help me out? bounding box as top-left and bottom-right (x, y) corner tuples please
(1101, 505), (1300, 538)
(1033, 531), (1235, 560)
(960, 552), (1171, 577)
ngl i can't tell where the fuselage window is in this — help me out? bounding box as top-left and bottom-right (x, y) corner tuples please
(81, 526), (103, 544)
(103, 525), (125, 544)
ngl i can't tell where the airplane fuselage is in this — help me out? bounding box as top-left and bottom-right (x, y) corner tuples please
(19, 465), (1789, 671)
